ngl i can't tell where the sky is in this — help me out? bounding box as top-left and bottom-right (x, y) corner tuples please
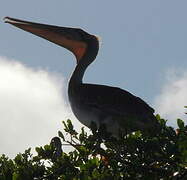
(0, 1), (187, 157)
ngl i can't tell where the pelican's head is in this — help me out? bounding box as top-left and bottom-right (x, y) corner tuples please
(4, 17), (99, 64)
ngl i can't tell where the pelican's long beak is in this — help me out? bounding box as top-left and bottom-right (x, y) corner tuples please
(4, 17), (87, 62)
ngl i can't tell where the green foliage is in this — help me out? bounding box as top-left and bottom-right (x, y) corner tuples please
(0, 116), (187, 180)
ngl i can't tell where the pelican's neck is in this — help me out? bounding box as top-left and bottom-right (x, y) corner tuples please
(69, 39), (99, 88)
(70, 59), (89, 85)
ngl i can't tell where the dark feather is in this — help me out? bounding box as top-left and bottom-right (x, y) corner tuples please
(78, 83), (154, 116)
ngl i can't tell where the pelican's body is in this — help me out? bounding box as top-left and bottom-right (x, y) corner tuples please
(5, 17), (159, 136)
(69, 83), (157, 135)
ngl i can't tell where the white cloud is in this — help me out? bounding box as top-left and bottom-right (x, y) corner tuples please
(4, 54), (187, 157)
(154, 68), (187, 127)
(0, 56), (85, 158)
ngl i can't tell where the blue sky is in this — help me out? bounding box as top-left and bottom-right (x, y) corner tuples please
(1, 1), (187, 156)
(1, 1), (187, 100)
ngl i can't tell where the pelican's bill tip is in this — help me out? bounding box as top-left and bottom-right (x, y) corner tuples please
(3, 16), (29, 25)
(3, 16), (10, 23)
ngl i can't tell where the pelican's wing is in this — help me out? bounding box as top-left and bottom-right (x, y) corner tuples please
(77, 84), (158, 132)
(79, 84), (154, 116)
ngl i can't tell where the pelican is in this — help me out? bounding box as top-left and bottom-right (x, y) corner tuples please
(4, 17), (159, 136)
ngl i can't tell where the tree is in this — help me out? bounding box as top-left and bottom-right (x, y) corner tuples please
(0, 116), (187, 180)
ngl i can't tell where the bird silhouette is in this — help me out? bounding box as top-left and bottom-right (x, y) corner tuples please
(4, 17), (159, 136)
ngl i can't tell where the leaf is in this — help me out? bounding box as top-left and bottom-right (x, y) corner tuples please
(133, 131), (142, 138)
(62, 121), (68, 132)
(92, 168), (100, 178)
(13, 172), (20, 180)
(67, 119), (73, 128)
(155, 114), (161, 120)
(35, 147), (40, 153)
(177, 119), (185, 129)
(58, 131), (65, 141)
(44, 145), (51, 151)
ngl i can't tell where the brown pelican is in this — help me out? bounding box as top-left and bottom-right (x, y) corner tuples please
(4, 17), (159, 136)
